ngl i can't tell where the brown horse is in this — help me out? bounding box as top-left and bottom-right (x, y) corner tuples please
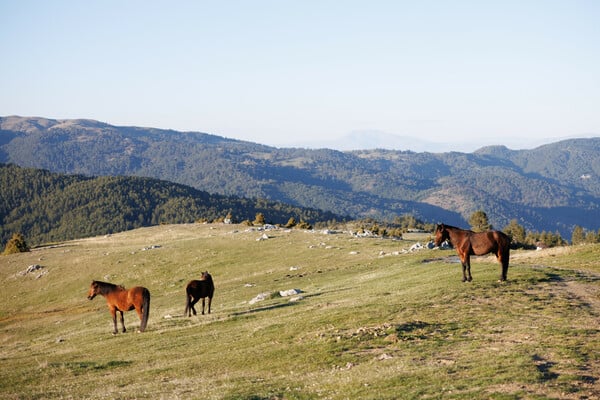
(434, 223), (510, 282)
(87, 281), (150, 334)
(185, 271), (214, 317)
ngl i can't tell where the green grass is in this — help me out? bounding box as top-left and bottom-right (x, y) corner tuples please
(1, 224), (599, 399)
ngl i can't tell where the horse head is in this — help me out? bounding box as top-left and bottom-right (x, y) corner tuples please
(434, 224), (448, 246)
(87, 281), (100, 300)
(201, 271), (212, 280)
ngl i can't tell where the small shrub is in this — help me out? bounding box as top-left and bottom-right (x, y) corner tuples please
(253, 212), (266, 226)
(3, 233), (30, 255)
(297, 220), (312, 230)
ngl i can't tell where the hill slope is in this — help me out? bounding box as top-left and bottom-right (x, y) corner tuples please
(0, 163), (344, 246)
(2, 116), (599, 237)
(1, 224), (599, 398)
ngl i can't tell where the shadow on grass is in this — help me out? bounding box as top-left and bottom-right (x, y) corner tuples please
(49, 360), (133, 375)
(395, 320), (444, 340)
(228, 292), (325, 318)
(532, 354), (559, 381)
(223, 395), (284, 400)
(228, 301), (298, 317)
(540, 272), (565, 283)
(422, 256), (461, 264)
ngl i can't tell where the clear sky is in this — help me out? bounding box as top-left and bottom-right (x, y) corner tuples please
(1, 1), (599, 152)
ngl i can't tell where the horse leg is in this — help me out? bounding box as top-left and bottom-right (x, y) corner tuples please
(466, 255), (473, 281)
(190, 297), (198, 316)
(461, 262), (468, 282)
(498, 249), (509, 281)
(119, 310), (126, 333)
(207, 296), (212, 314)
(459, 253), (468, 282)
(109, 308), (118, 334)
(461, 254), (472, 282)
(201, 297), (206, 315)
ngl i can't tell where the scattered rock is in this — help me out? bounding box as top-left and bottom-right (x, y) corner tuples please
(256, 233), (270, 241)
(141, 245), (161, 251)
(410, 242), (424, 251)
(279, 289), (303, 297)
(249, 292), (271, 304)
(21, 264), (43, 275)
(19, 264), (47, 278)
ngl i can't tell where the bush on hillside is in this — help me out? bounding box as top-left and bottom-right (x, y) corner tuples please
(2, 233), (30, 255)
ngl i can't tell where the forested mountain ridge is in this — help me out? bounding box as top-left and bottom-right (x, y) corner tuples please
(0, 163), (344, 246)
(2, 116), (599, 238)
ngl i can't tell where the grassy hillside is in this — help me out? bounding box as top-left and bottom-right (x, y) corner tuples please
(1, 223), (599, 399)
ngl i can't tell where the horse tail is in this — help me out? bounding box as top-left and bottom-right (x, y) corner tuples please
(503, 239), (510, 265)
(208, 278), (215, 298)
(140, 288), (150, 332)
(501, 232), (511, 261)
(499, 232), (511, 280)
(184, 289), (191, 316)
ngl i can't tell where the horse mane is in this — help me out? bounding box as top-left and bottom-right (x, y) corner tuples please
(92, 280), (124, 294)
(439, 223), (473, 233)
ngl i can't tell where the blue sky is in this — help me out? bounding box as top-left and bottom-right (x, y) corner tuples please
(1, 1), (599, 151)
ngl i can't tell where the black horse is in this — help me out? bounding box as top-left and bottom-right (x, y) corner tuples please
(184, 271), (214, 317)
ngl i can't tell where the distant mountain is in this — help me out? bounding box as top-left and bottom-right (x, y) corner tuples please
(2, 116), (599, 238)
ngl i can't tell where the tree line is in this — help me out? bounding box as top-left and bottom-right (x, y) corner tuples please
(0, 163), (346, 249)
(2, 163), (598, 254)
(472, 210), (600, 248)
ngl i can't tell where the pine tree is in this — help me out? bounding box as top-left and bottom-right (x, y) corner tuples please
(469, 210), (492, 232)
(571, 225), (585, 245)
(503, 219), (526, 244)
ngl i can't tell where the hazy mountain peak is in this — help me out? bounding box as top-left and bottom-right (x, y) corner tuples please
(294, 130), (448, 153)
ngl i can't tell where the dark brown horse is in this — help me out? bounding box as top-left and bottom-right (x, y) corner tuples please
(87, 281), (150, 334)
(434, 223), (510, 282)
(185, 271), (214, 317)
